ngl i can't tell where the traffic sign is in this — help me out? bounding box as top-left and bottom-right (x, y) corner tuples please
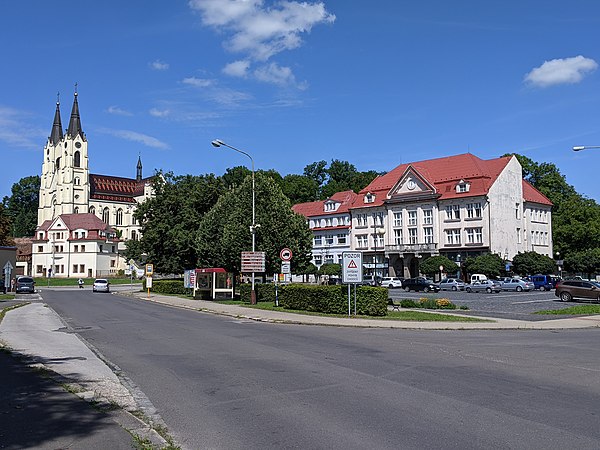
(241, 251), (266, 272)
(146, 264), (154, 276)
(342, 252), (363, 284)
(280, 248), (293, 261)
(281, 261), (291, 274)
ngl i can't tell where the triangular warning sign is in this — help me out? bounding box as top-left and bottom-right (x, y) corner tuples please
(348, 260), (357, 268)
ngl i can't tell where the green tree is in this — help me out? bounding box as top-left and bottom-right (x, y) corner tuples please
(318, 263), (341, 277)
(222, 166), (251, 189)
(463, 253), (504, 278)
(134, 172), (224, 274)
(2, 175), (40, 237)
(196, 172), (313, 276)
(511, 251), (557, 275)
(419, 255), (458, 277)
(281, 174), (319, 203)
(0, 204), (14, 246)
(564, 249), (600, 279)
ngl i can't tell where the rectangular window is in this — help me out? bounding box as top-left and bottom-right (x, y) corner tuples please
(356, 214), (367, 227)
(517, 227), (522, 244)
(423, 227), (434, 244)
(393, 211), (403, 227)
(81, 245), (85, 252)
(373, 212), (384, 227)
(73, 264), (78, 273)
(357, 234), (368, 248)
(74, 245), (78, 253)
(314, 255), (322, 266)
(466, 228), (474, 244)
(325, 255), (334, 264)
(325, 235), (334, 245)
(314, 236), (322, 246)
(394, 229), (403, 245)
(79, 264), (85, 273)
(337, 234), (347, 245)
(375, 233), (384, 248)
(423, 209), (433, 225)
(408, 228), (418, 244)
(408, 210), (417, 226)
(445, 205), (460, 220)
(446, 229), (461, 245)
(36, 265), (43, 274)
(466, 203), (483, 219)
(111, 260), (116, 268)
(516, 203), (521, 219)
(37, 246), (43, 252)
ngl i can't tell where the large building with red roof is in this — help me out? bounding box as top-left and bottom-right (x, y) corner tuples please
(294, 153), (553, 279)
(32, 92), (153, 278)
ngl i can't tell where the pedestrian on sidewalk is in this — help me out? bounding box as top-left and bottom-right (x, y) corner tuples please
(78, 278), (84, 289)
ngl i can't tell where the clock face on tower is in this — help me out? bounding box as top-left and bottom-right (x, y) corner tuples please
(75, 142), (82, 148)
(407, 179), (416, 190)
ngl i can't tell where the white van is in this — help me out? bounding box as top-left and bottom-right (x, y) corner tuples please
(470, 274), (488, 283)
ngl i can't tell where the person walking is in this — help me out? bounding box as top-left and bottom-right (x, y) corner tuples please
(78, 278), (84, 289)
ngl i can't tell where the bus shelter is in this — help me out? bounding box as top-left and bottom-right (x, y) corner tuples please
(192, 268), (234, 300)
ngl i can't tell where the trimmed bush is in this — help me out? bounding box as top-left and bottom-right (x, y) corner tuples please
(239, 283), (276, 303)
(144, 279), (191, 296)
(278, 284), (388, 316)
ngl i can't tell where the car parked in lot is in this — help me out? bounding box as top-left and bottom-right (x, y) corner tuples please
(438, 278), (465, 291)
(554, 280), (600, 302)
(402, 278), (440, 293)
(465, 280), (502, 293)
(15, 276), (35, 294)
(501, 278), (535, 292)
(92, 278), (110, 293)
(530, 274), (560, 291)
(381, 277), (403, 288)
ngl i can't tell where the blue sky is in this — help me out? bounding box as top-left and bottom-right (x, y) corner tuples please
(2, 0), (600, 201)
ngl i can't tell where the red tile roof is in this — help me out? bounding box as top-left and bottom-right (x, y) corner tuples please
(89, 174), (150, 203)
(37, 213), (111, 232)
(292, 190), (357, 218)
(523, 180), (552, 205)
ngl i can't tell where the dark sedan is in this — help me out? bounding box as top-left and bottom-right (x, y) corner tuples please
(402, 278), (440, 293)
(555, 280), (600, 302)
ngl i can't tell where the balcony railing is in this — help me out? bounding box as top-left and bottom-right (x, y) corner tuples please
(385, 243), (438, 254)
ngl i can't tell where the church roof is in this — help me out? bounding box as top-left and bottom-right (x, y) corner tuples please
(49, 101), (63, 145)
(89, 174), (151, 203)
(66, 92), (85, 140)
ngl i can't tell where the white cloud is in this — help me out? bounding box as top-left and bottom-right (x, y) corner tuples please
(182, 77), (214, 88)
(107, 105), (133, 116)
(189, 0), (335, 86)
(0, 106), (46, 148)
(524, 55), (598, 88)
(100, 128), (170, 150)
(150, 60), (170, 70)
(254, 62), (301, 87)
(149, 108), (171, 118)
(223, 59), (251, 78)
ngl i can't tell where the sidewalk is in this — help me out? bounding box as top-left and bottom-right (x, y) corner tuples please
(128, 290), (600, 330)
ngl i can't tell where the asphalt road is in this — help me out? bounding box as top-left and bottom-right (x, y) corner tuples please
(388, 288), (578, 320)
(39, 289), (600, 449)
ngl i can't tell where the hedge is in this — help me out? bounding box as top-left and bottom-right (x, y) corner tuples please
(279, 284), (388, 316)
(143, 279), (192, 296)
(239, 283), (276, 303)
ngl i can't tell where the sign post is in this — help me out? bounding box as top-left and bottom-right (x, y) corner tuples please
(342, 252), (363, 316)
(145, 264), (154, 299)
(3, 261), (13, 293)
(241, 252), (265, 304)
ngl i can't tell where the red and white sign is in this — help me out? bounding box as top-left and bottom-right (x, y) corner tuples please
(241, 251), (266, 272)
(280, 248), (293, 261)
(342, 251), (363, 284)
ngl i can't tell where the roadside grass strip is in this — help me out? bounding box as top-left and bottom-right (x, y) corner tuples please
(0, 294), (16, 300)
(216, 300), (490, 322)
(534, 304), (600, 315)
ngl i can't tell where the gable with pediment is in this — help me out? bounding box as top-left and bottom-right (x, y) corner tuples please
(387, 167), (437, 199)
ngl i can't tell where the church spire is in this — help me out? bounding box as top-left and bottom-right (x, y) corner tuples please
(49, 95), (63, 145)
(67, 88), (84, 139)
(136, 154), (143, 182)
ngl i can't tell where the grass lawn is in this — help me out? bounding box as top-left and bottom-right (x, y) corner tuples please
(214, 300), (490, 322)
(535, 304), (600, 315)
(34, 277), (143, 287)
(0, 294), (16, 300)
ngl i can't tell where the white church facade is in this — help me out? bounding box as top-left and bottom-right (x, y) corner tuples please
(32, 92), (153, 278)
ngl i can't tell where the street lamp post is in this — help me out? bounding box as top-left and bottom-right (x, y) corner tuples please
(211, 139), (258, 304)
(573, 146), (600, 151)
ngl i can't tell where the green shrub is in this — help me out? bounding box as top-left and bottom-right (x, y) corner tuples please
(400, 299), (420, 308)
(278, 284), (388, 316)
(239, 283), (276, 303)
(144, 279), (191, 296)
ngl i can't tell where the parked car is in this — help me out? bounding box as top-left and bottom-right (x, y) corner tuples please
(465, 280), (502, 293)
(530, 274), (561, 291)
(501, 278), (535, 292)
(15, 276), (35, 294)
(92, 278), (110, 293)
(438, 278), (465, 291)
(381, 277), (403, 288)
(554, 280), (600, 302)
(362, 275), (381, 286)
(402, 278), (440, 293)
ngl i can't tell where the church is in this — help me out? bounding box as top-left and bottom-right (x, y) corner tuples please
(31, 92), (153, 278)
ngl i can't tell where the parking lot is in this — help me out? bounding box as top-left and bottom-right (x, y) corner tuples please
(387, 288), (581, 321)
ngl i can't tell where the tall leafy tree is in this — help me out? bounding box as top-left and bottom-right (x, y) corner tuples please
(2, 176), (40, 237)
(281, 174), (319, 203)
(0, 204), (14, 246)
(222, 166), (251, 189)
(132, 172), (224, 273)
(419, 255), (458, 277)
(196, 172), (313, 275)
(564, 249), (600, 279)
(463, 253), (504, 278)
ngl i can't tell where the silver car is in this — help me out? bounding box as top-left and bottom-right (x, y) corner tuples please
(465, 280), (502, 293)
(501, 278), (534, 292)
(92, 278), (110, 293)
(438, 278), (465, 291)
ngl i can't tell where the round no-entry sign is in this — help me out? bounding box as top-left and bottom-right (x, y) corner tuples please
(280, 248), (293, 261)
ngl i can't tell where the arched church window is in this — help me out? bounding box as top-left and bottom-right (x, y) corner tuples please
(74, 151), (81, 168)
(116, 208), (123, 225)
(74, 207), (79, 214)
(56, 157), (61, 170)
(102, 207), (110, 224)
(74, 177), (80, 186)
(89, 206), (96, 215)
(131, 230), (137, 241)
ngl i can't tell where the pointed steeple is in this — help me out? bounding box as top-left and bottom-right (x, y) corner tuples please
(67, 90), (84, 139)
(136, 155), (143, 182)
(49, 98), (63, 145)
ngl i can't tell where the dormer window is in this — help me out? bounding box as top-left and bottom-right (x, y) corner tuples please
(324, 201), (340, 212)
(456, 180), (470, 193)
(364, 192), (375, 204)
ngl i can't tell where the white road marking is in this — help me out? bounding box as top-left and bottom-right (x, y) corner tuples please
(511, 299), (554, 304)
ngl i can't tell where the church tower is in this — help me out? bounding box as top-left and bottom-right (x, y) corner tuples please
(38, 91), (90, 225)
